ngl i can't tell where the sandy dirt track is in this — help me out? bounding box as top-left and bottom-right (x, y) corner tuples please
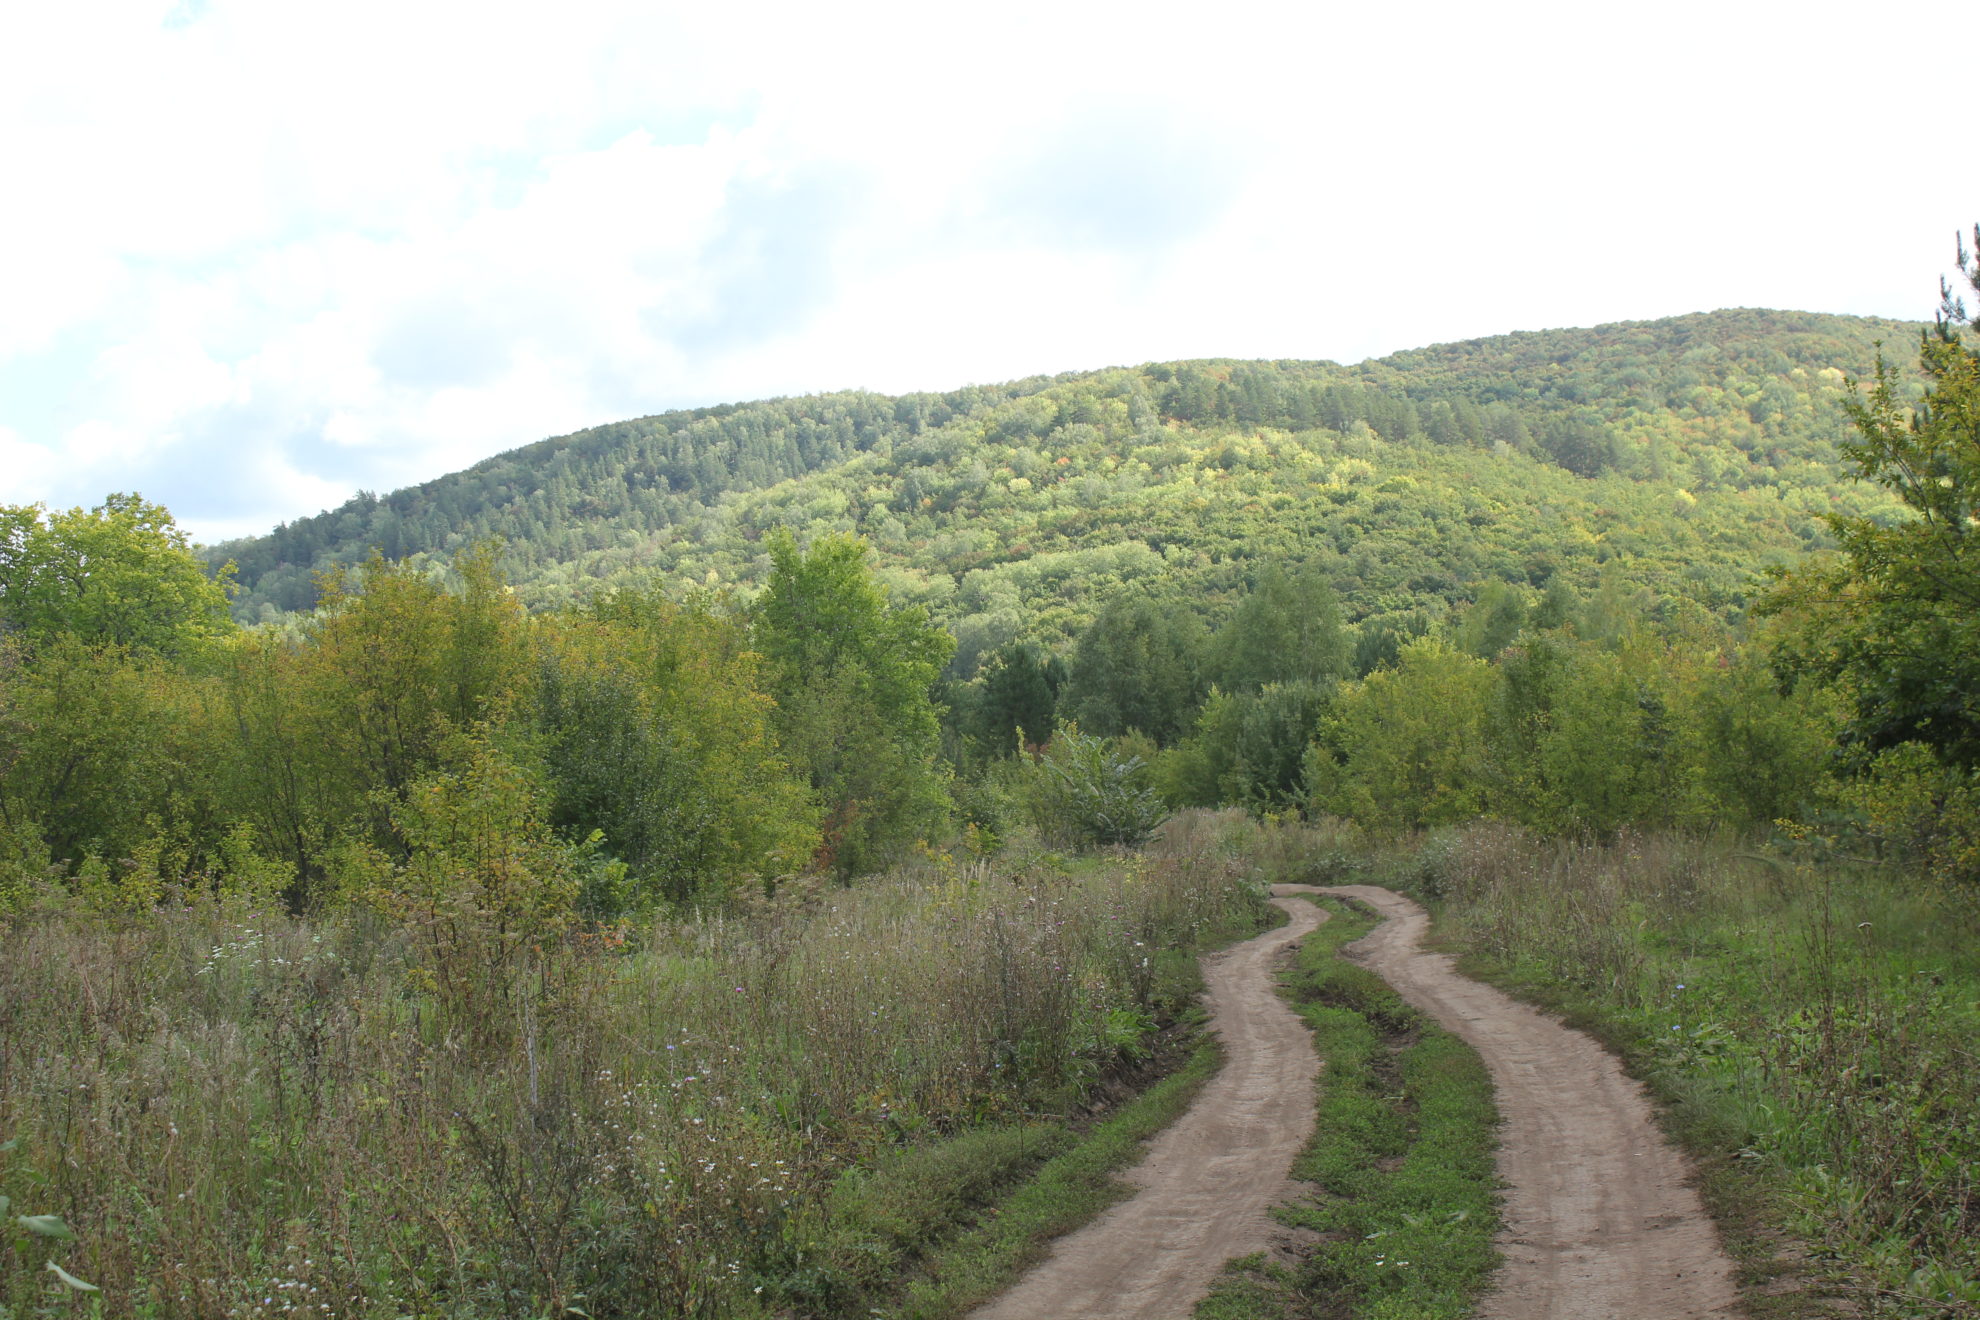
(965, 888), (1331, 1320)
(1322, 883), (1741, 1320)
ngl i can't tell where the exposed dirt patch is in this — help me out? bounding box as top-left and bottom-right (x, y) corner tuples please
(965, 890), (1330, 1320)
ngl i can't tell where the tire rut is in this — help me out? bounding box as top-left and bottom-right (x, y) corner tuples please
(1321, 883), (1741, 1319)
(967, 883), (1741, 1320)
(965, 890), (1330, 1320)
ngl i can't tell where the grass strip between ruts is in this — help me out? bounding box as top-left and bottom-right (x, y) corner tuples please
(1198, 895), (1502, 1320)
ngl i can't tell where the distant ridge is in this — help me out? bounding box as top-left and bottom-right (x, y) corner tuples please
(211, 308), (1921, 656)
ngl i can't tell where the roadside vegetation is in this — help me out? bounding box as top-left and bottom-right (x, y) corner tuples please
(2, 237), (1975, 1316)
(0, 822), (1265, 1318)
(1341, 823), (1980, 1318)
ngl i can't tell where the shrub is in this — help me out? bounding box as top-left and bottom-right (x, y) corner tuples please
(1026, 725), (1169, 849)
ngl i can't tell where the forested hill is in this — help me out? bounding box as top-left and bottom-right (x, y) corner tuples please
(211, 307), (1921, 664)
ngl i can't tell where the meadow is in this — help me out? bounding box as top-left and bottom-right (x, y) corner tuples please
(0, 821), (1266, 1319)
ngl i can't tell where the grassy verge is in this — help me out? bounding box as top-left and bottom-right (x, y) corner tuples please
(1198, 897), (1501, 1320)
(869, 1036), (1221, 1319)
(1444, 943), (1841, 1320)
(1385, 822), (1980, 1319)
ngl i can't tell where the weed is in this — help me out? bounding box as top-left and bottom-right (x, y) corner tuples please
(0, 817), (1265, 1318)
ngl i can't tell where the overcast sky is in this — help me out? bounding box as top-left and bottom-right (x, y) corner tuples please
(1, 0), (1971, 543)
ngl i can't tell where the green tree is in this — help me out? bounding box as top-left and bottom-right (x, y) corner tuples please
(536, 592), (817, 907)
(972, 643), (1059, 755)
(1536, 413), (1620, 477)
(1764, 228), (1980, 879)
(1157, 681), (1331, 813)
(342, 739), (579, 1038)
(1210, 565), (1351, 691)
(0, 637), (228, 872)
(1682, 644), (1836, 828)
(1480, 634), (1570, 819)
(1535, 642), (1682, 833)
(1061, 595), (1205, 744)
(754, 533), (954, 877)
(1307, 641), (1493, 830)
(1456, 581), (1529, 659)
(0, 494), (235, 655)
(1769, 230), (1980, 770)
(299, 548), (527, 807)
(223, 544), (531, 906)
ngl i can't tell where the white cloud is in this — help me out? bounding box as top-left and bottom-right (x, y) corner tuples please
(0, 427), (62, 503)
(0, 0), (1972, 542)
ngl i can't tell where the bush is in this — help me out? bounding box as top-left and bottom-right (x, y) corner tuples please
(1025, 726), (1169, 849)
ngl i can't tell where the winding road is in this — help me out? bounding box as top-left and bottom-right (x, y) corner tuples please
(965, 883), (1742, 1320)
(967, 888), (1329, 1320)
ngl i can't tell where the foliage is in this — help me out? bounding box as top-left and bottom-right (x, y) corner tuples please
(304, 544), (531, 800)
(1026, 725), (1170, 849)
(536, 593), (817, 910)
(0, 492), (236, 656)
(341, 739), (580, 1035)
(1207, 564), (1350, 692)
(0, 539), (820, 916)
(0, 635), (224, 872)
(1157, 681), (1334, 814)
(209, 311), (1916, 662)
(1765, 227), (1980, 882)
(1060, 594), (1205, 744)
(1307, 641), (1495, 830)
(754, 532), (953, 877)
(1530, 640), (1684, 833)
(968, 643), (1060, 757)
(0, 830), (1263, 1318)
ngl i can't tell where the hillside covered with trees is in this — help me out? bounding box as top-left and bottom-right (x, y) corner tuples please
(213, 309), (1918, 654)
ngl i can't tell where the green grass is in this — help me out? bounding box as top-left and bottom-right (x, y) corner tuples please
(875, 1038), (1222, 1319)
(0, 824), (1270, 1320)
(1197, 897), (1501, 1320)
(1397, 822), (1980, 1319)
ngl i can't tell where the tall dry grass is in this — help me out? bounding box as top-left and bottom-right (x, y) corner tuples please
(0, 824), (1263, 1318)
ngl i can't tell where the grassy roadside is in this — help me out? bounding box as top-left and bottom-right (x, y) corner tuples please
(1439, 942), (1843, 1320)
(1386, 823), (1980, 1320)
(0, 832), (1271, 1319)
(1197, 896), (1501, 1320)
(824, 822), (1312, 1318)
(870, 1036), (1222, 1319)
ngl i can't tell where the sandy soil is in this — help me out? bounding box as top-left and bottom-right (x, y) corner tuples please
(965, 890), (1331, 1320)
(1321, 883), (1741, 1319)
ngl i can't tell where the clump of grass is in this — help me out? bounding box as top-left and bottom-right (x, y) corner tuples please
(1198, 897), (1501, 1320)
(1411, 822), (1980, 1318)
(0, 820), (1267, 1319)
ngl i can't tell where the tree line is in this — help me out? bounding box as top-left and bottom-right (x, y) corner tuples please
(4, 263), (1976, 912)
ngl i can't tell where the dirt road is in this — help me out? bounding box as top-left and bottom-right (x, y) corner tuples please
(966, 889), (1331, 1320)
(968, 881), (1744, 1319)
(1322, 883), (1740, 1319)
